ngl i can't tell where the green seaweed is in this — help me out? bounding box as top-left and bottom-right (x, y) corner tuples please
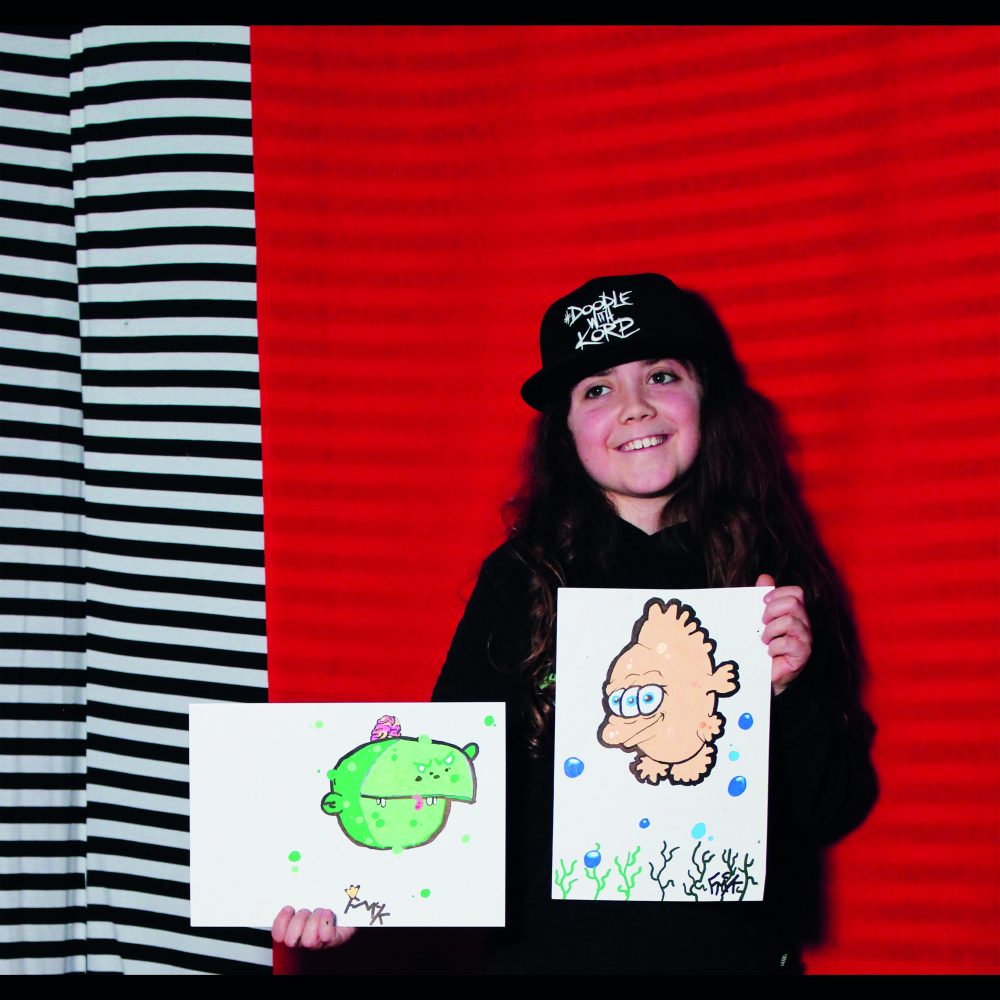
(614, 846), (642, 901)
(585, 863), (611, 900)
(553, 857), (578, 900)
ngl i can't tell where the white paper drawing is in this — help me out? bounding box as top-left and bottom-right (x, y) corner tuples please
(190, 702), (505, 927)
(552, 588), (771, 902)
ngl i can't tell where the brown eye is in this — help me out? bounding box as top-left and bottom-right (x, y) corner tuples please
(584, 384), (609, 399)
(649, 370), (677, 385)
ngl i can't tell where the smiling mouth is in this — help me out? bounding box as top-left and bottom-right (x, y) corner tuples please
(618, 435), (666, 452)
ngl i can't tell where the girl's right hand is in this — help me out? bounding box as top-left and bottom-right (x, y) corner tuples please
(272, 905), (356, 949)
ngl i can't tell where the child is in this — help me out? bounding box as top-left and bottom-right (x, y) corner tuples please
(274, 273), (877, 973)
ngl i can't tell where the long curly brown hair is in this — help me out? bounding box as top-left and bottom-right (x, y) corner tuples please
(504, 293), (870, 756)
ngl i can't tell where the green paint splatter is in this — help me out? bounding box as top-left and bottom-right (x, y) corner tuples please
(288, 850), (301, 862)
(484, 714), (495, 727)
(450, 773), (461, 783)
(291, 866), (299, 873)
(419, 888), (431, 898)
(314, 720), (324, 728)
(409, 819), (419, 827)
(391, 845), (404, 856)
(418, 734), (431, 745)
(461, 834), (471, 844)
(327, 768), (336, 780)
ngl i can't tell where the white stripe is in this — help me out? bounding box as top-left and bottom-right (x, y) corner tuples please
(0, 683), (84, 703)
(93, 925), (270, 969)
(0, 437), (83, 462)
(88, 783), (188, 814)
(85, 888), (186, 917)
(0, 216), (75, 246)
(89, 851), (187, 883)
(0, 580), (84, 600)
(0, 179), (74, 207)
(0, 362), (80, 390)
(72, 134), (251, 162)
(87, 817), (188, 849)
(84, 351), (259, 372)
(77, 317), (259, 338)
(1, 956), (88, 975)
(0, 402), (82, 426)
(0, 756), (83, 775)
(88, 716), (188, 746)
(87, 750), (186, 784)
(0, 143), (72, 171)
(81, 207), (255, 232)
(0, 615), (85, 635)
(79, 97), (252, 125)
(84, 419), (259, 442)
(1, 106), (70, 134)
(83, 549), (263, 583)
(84, 452), (260, 479)
(82, 385), (258, 407)
(85, 516), (263, 549)
(86, 584), (261, 620)
(78, 243), (256, 267)
(83, 280), (256, 302)
(0, 859), (85, 879)
(70, 60), (251, 90)
(86, 648), (266, 684)
(0, 790), (83, 809)
(82, 485), (261, 515)
(0, 922), (87, 945)
(84, 683), (245, 716)
(0, 721), (82, 740)
(0, 32), (70, 59)
(0, 70), (70, 97)
(0, 544), (83, 567)
(89, 617), (265, 655)
(0, 474), (83, 495)
(77, 25), (249, 47)
(75, 171), (254, 198)
(0, 889), (86, 910)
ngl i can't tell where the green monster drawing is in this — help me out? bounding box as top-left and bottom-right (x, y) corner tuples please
(321, 723), (479, 851)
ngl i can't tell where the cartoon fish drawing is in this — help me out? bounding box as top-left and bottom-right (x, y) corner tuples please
(598, 598), (739, 786)
(321, 727), (478, 850)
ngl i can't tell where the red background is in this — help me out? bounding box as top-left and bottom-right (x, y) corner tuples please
(251, 26), (1000, 973)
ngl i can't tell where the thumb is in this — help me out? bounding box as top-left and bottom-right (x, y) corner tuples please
(755, 573), (775, 588)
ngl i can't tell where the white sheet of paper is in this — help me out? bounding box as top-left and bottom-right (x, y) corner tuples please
(190, 702), (505, 927)
(552, 588), (771, 903)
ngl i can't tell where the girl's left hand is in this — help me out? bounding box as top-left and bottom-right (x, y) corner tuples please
(756, 574), (811, 696)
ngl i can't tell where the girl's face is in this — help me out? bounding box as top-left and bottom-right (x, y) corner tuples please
(567, 358), (702, 531)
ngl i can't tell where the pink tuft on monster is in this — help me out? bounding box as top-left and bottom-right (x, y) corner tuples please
(370, 715), (402, 741)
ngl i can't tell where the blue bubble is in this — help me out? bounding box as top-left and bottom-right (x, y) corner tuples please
(728, 750), (740, 761)
(639, 818), (650, 829)
(584, 849), (601, 869)
(738, 713), (753, 730)
(563, 757), (584, 778)
(708, 836), (714, 841)
(728, 775), (747, 797)
(691, 822), (707, 839)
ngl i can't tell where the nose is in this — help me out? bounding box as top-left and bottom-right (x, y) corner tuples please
(618, 380), (656, 423)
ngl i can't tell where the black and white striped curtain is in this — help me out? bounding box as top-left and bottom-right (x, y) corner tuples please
(2, 26), (270, 973)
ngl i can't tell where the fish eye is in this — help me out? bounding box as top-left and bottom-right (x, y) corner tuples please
(638, 684), (664, 715)
(608, 688), (624, 716)
(621, 686), (640, 718)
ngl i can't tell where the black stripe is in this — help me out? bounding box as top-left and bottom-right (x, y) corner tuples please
(84, 437), (262, 462)
(89, 836), (186, 867)
(0, 421), (83, 447)
(0, 806), (86, 823)
(75, 189), (254, 216)
(0, 50), (69, 78)
(85, 468), (262, 497)
(1, 563), (84, 585)
(88, 699), (188, 732)
(69, 40), (250, 70)
(0, 311), (79, 341)
(0, 124), (70, 152)
(88, 600), (265, 638)
(88, 732), (187, 766)
(82, 402), (259, 424)
(0, 633), (85, 653)
(85, 567), (263, 603)
(0, 234), (75, 262)
(0, 86), (70, 116)
(79, 263), (256, 286)
(76, 227), (255, 252)
(90, 636), (266, 674)
(0, 457), (83, 481)
(0, 704), (85, 722)
(69, 77), (250, 109)
(84, 332), (258, 352)
(2, 598), (84, 618)
(0, 667), (85, 686)
(0, 738), (85, 756)
(84, 368), (259, 388)
(86, 905), (268, 950)
(89, 939), (269, 975)
(0, 906), (86, 925)
(72, 116), (251, 144)
(85, 497), (261, 528)
(0, 345), (80, 371)
(0, 197), (74, 228)
(87, 800), (187, 833)
(0, 490), (83, 514)
(73, 152), (252, 180)
(1, 873), (85, 890)
(0, 772), (85, 790)
(0, 26), (76, 40)
(6, 526), (264, 564)
(88, 767), (187, 800)
(0, 840), (85, 858)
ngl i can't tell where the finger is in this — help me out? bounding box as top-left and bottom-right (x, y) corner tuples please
(300, 908), (323, 950)
(271, 905), (294, 944)
(317, 909), (337, 947)
(755, 573), (776, 588)
(771, 657), (803, 696)
(761, 613), (810, 644)
(762, 584), (804, 606)
(766, 635), (810, 666)
(762, 592), (807, 621)
(283, 908), (311, 948)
